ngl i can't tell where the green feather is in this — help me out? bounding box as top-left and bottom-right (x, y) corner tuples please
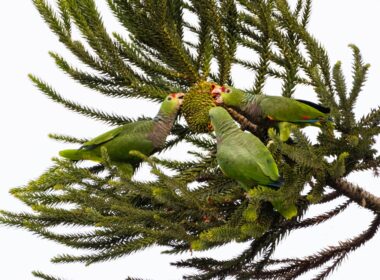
(59, 94), (183, 177)
(218, 85), (333, 141)
(209, 107), (281, 188)
(59, 149), (102, 161)
(81, 125), (127, 148)
(251, 94), (330, 123)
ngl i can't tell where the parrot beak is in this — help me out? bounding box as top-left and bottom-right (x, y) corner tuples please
(175, 92), (185, 105)
(211, 84), (222, 96)
(211, 85), (223, 105)
(207, 122), (214, 132)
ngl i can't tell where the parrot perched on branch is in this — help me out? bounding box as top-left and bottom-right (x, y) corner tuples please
(209, 106), (283, 189)
(211, 85), (332, 141)
(59, 93), (184, 178)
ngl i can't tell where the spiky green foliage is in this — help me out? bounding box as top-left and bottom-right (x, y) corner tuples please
(1, 0), (380, 279)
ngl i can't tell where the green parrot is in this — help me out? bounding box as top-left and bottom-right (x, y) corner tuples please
(209, 106), (283, 189)
(211, 84), (332, 141)
(59, 92), (184, 178)
(209, 107), (299, 220)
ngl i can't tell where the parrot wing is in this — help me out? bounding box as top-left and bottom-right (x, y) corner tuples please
(295, 99), (330, 114)
(258, 95), (329, 123)
(82, 120), (155, 150)
(240, 132), (280, 182)
(81, 125), (127, 150)
(217, 141), (263, 186)
(218, 132), (279, 187)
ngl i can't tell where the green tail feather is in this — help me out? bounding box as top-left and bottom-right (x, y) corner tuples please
(59, 149), (101, 161)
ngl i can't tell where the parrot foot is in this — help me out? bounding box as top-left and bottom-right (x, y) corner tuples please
(114, 163), (134, 180)
(278, 122), (292, 142)
(266, 140), (274, 148)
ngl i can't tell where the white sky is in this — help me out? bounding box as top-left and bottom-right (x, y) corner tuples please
(0, 1), (380, 279)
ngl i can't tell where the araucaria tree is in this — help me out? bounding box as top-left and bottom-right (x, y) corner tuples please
(2, 0), (380, 279)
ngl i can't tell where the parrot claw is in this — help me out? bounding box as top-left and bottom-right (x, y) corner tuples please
(266, 140), (274, 148)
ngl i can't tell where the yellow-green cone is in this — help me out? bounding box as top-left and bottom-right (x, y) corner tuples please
(182, 81), (216, 133)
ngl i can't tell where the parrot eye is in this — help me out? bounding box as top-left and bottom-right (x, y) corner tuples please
(168, 97), (172, 101)
(225, 88), (231, 93)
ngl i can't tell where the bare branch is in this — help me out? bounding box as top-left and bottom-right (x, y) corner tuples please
(238, 214), (380, 279)
(329, 178), (380, 213)
(225, 107), (259, 134)
(318, 191), (341, 204)
(285, 200), (351, 230)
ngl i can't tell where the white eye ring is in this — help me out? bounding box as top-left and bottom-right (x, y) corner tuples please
(226, 88), (231, 93)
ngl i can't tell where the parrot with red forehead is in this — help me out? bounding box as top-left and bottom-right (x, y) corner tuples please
(59, 93), (184, 178)
(211, 85), (332, 141)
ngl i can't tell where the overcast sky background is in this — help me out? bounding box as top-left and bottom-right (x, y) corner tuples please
(0, 1), (380, 279)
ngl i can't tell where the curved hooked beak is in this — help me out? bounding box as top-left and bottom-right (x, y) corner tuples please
(211, 84), (223, 105)
(175, 92), (185, 105)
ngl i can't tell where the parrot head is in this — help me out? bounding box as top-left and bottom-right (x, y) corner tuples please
(211, 84), (245, 107)
(209, 106), (234, 132)
(160, 92), (185, 115)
